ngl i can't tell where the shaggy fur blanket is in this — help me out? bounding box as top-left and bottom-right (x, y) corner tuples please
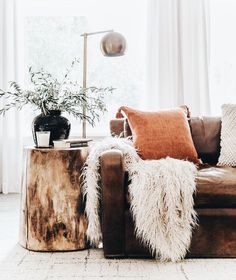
(82, 138), (197, 262)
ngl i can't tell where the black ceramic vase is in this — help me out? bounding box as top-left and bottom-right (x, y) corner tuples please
(32, 110), (71, 146)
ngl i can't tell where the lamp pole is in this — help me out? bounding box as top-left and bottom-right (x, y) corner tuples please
(82, 33), (87, 139)
(81, 30), (113, 139)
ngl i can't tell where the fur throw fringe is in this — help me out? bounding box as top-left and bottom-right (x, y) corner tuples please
(82, 137), (197, 262)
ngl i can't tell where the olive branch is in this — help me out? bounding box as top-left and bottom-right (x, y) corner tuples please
(0, 58), (114, 126)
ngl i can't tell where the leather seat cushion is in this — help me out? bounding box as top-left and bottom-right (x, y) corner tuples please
(196, 166), (236, 208)
(125, 166), (236, 208)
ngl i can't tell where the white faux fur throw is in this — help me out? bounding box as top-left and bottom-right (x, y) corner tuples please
(82, 137), (198, 262)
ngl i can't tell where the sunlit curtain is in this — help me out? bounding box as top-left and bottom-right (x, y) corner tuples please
(209, 0), (236, 115)
(146, 0), (211, 116)
(0, 0), (22, 193)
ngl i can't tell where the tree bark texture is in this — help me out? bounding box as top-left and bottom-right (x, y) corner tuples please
(19, 147), (88, 251)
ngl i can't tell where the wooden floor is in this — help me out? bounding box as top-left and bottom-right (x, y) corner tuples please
(1, 194), (236, 280)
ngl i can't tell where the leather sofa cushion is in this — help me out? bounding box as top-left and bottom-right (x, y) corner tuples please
(196, 166), (236, 208)
(125, 166), (236, 208)
(110, 118), (125, 137)
(190, 117), (221, 164)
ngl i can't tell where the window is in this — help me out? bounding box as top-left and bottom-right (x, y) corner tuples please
(19, 0), (147, 136)
(210, 0), (236, 115)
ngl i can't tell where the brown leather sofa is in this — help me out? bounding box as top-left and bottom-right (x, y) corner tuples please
(100, 117), (236, 258)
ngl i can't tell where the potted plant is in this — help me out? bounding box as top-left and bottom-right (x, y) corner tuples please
(0, 59), (113, 145)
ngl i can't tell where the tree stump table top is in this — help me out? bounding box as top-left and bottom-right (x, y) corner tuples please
(19, 146), (88, 251)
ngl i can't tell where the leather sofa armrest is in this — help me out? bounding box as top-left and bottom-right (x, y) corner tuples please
(100, 149), (125, 258)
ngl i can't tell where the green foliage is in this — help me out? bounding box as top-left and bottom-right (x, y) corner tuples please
(0, 58), (114, 126)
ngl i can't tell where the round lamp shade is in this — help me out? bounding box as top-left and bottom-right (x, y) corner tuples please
(100, 32), (127, 57)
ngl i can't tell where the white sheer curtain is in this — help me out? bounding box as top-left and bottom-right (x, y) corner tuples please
(0, 0), (22, 193)
(146, 0), (211, 116)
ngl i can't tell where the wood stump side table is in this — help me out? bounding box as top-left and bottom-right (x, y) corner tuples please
(19, 146), (88, 251)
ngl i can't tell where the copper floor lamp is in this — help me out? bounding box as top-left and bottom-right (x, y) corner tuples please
(81, 30), (127, 138)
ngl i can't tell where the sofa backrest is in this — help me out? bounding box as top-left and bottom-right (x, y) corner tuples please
(110, 117), (221, 164)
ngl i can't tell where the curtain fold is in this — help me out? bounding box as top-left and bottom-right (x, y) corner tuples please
(146, 0), (211, 116)
(0, 0), (22, 193)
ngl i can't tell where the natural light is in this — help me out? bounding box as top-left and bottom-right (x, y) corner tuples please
(17, 0), (147, 137)
(210, 0), (236, 114)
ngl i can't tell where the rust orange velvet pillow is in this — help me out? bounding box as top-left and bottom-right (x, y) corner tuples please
(117, 106), (199, 164)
